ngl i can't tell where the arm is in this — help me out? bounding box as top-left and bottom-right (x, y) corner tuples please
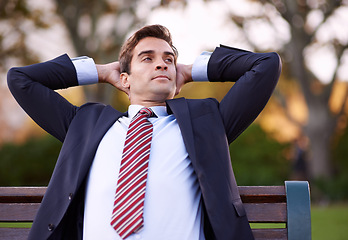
(175, 52), (211, 95)
(179, 45), (281, 143)
(7, 55), (131, 142)
(209, 45), (281, 143)
(174, 51), (211, 94)
(7, 54), (80, 142)
(96, 61), (129, 95)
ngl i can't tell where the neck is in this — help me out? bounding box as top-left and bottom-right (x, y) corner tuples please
(130, 99), (167, 108)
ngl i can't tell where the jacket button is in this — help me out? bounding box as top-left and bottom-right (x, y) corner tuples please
(48, 223), (55, 231)
(68, 193), (73, 201)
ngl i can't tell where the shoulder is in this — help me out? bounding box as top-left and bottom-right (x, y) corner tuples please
(185, 98), (220, 119)
(78, 102), (107, 112)
(186, 98), (219, 107)
(76, 102), (124, 120)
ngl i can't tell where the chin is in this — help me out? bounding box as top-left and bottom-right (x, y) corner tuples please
(151, 91), (175, 102)
(153, 86), (176, 97)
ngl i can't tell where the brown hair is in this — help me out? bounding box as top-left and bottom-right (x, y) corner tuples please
(119, 24), (178, 74)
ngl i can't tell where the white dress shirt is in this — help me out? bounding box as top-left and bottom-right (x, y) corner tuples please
(72, 52), (211, 240)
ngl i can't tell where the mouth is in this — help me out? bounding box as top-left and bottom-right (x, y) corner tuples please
(152, 75), (170, 81)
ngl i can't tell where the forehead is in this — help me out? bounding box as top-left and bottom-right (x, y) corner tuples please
(133, 37), (174, 56)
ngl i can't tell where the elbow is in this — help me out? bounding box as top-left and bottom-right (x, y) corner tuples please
(258, 52), (282, 86)
(7, 67), (20, 91)
(269, 52), (282, 78)
(7, 67), (29, 92)
(258, 52), (282, 90)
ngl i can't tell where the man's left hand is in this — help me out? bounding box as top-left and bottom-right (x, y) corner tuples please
(175, 63), (193, 95)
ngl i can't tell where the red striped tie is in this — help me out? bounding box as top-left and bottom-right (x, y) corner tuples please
(111, 107), (154, 239)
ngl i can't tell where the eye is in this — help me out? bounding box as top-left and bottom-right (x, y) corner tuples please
(142, 56), (152, 62)
(165, 58), (173, 63)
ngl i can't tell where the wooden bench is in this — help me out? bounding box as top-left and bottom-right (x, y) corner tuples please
(0, 181), (311, 240)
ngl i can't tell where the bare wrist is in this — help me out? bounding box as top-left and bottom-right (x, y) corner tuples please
(185, 64), (193, 83)
(96, 64), (107, 83)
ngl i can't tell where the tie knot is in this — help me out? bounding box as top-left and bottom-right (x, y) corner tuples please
(138, 107), (155, 118)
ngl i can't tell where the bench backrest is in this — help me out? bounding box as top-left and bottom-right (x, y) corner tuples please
(0, 181), (311, 240)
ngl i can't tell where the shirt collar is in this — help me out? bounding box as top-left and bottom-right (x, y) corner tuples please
(128, 105), (168, 119)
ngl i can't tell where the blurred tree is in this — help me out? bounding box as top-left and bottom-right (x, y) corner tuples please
(54, 0), (146, 105)
(56, 0), (207, 105)
(229, 123), (290, 186)
(3, 0), (348, 182)
(226, 0), (348, 180)
(0, 0), (48, 69)
(0, 135), (61, 186)
(0, 0), (170, 142)
(163, 0), (348, 180)
(0, 0), (50, 143)
(1, 0), (170, 106)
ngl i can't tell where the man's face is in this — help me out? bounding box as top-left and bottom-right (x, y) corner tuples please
(121, 37), (177, 106)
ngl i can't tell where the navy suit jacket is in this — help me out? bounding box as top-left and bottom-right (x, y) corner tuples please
(8, 46), (281, 240)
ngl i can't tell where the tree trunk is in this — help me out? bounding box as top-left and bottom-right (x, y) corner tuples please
(306, 130), (332, 179)
(305, 100), (336, 179)
(283, 1), (337, 180)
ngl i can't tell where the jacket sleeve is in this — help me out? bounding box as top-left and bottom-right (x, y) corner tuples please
(7, 54), (80, 142)
(207, 45), (281, 143)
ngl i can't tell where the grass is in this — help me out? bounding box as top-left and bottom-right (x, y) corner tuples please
(311, 204), (348, 240)
(1, 204), (347, 239)
(250, 204), (348, 240)
(250, 223), (286, 229)
(0, 222), (32, 228)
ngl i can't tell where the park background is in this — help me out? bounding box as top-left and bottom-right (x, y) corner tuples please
(0, 0), (347, 239)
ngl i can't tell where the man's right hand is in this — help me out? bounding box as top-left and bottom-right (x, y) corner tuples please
(96, 62), (130, 95)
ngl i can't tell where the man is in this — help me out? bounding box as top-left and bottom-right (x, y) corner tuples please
(7, 25), (281, 240)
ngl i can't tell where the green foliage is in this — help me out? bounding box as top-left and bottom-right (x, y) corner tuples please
(1, 121), (347, 203)
(312, 125), (348, 201)
(0, 122), (291, 187)
(230, 123), (290, 186)
(313, 176), (348, 202)
(0, 135), (61, 186)
(333, 124), (348, 179)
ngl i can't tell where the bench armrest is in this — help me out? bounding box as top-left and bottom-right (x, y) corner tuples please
(285, 181), (312, 240)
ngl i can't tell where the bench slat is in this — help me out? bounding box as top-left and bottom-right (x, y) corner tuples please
(0, 187), (45, 203)
(244, 203), (287, 223)
(0, 186), (287, 203)
(0, 228), (31, 240)
(0, 182), (311, 240)
(239, 186), (286, 203)
(0, 204), (40, 222)
(252, 228), (288, 240)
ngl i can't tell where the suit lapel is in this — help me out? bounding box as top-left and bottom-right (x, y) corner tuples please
(76, 105), (126, 187)
(166, 98), (197, 164)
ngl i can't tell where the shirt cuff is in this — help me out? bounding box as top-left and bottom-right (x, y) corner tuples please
(191, 51), (212, 82)
(71, 56), (98, 85)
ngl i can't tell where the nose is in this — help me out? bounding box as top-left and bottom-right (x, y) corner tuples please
(155, 60), (168, 70)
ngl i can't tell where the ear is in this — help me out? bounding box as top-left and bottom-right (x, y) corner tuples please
(120, 72), (130, 89)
